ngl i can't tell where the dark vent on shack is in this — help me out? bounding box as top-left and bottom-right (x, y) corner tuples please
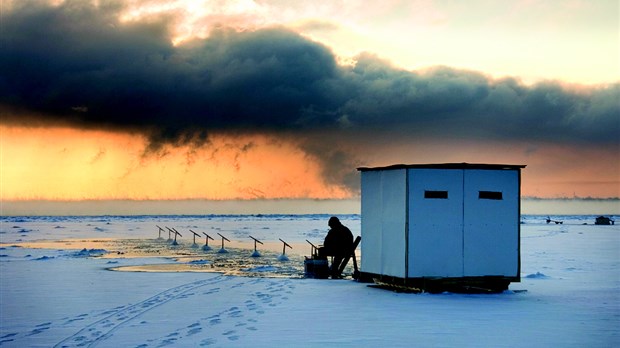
(479, 191), (503, 200)
(424, 190), (448, 199)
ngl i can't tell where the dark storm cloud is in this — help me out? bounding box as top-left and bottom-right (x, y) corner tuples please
(1, 2), (618, 190)
(0, 1), (341, 147)
(337, 56), (619, 144)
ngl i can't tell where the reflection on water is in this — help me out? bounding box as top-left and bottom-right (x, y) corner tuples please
(8, 237), (360, 279)
(108, 239), (306, 278)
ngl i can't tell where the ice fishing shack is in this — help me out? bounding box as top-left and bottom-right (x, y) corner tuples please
(357, 163), (526, 292)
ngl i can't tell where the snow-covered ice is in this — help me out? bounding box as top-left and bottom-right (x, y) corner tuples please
(0, 214), (618, 347)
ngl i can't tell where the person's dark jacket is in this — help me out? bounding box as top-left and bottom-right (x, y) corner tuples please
(323, 220), (354, 256)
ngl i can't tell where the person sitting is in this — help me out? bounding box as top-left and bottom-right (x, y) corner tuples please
(318, 216), (353, 278)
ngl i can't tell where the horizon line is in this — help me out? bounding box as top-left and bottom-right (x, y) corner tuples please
(1, 197), (619, 217)
(1, 197), (619, 203)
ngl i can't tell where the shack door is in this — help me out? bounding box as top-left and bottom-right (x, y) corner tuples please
(463, 170), (519, 277)
(408, 169), (464, 278)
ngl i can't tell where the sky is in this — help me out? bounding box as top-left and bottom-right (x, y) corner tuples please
(0, 0), (619, 214)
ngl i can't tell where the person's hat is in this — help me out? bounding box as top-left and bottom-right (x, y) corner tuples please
(328, 216), (340, 227)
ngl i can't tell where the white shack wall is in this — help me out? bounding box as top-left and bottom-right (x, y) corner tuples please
(408, 169), (464, 277)
(463, 169), (519, 277)
(360, 170), (407, 278)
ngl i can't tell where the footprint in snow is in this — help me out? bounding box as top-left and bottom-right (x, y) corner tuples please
(200, 338), (217, 346)
(159, 337), (178, 346)
(223, 330), (239, 341)
(187, 327), (202, 336)
(203, 287), (220, 295)
(245, 300), (258, 311)
(186, 322), (202, 336)
(26, 323), (50, 336)
(227, 307), (242, 318)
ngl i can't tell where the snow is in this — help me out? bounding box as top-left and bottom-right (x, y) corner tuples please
(0, 214), (619, 347)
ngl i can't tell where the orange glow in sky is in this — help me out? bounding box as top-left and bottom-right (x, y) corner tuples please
(2, 125), (617, 202)
(0, 126), (351, 201)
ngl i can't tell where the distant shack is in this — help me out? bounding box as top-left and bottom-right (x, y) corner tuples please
(357, 163), (526, 293)
(595, 216), (615, 225)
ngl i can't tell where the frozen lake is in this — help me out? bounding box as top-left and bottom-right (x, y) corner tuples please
(0, 214), (618, 347)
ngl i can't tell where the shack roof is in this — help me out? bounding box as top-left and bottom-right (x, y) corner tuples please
(357, 163), (526, 172)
